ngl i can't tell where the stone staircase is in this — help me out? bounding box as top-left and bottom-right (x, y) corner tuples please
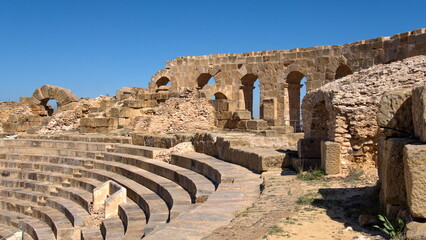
(0, 135), (261, 239)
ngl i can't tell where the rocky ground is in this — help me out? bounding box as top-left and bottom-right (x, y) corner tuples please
(204, 169), (385, 240)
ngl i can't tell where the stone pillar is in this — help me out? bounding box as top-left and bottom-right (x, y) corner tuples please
(281, 83), (290, 126)
(288, 83), (302, 130)
(238, 85), (246, 110)
(320, 141), (341, 175)
(242, 85), (255, 118)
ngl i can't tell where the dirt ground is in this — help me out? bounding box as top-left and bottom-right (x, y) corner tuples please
(203, 169), (386, 240)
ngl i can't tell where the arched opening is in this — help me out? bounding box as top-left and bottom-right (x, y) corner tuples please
(335, 65), (353, 79)
(310, 102), (329, 138)
(197, 73), (214, 89)
(40, 99), (58, 116)
(211, 92), (227, 100)
(241, 74), (260, 119)
(156, 77), (171, 87)
(286, 71), (306, 131)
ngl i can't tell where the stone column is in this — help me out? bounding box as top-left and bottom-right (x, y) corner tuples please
(288, 83), (303, 130)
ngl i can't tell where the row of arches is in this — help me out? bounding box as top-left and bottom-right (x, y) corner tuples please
(155, 64), (353, 128)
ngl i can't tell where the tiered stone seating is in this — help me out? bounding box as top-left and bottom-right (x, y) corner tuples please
(0, 135), (262, 239)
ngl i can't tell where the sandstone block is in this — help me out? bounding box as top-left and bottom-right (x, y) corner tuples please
(378, 137), (417, 206)
(377, 88), (413, 136)
(320, 141), (341, 175)
(407, 222), (426, 240)
(403, 144), (426, 218)
(215, 111), (232, 120)
(232, 110), (251, 120)
(412, 85), (426, 142)
(298, 137), (322, 159)
(246, 119), (268, 130)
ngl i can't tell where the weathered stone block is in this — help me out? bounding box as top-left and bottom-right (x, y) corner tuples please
(403, 144), (426, 218)
(246, 119), (268, 130)
(412, 85), (426, 142)
(215, 111), (232, 120)
(378, 137), (417, 206)
(298, 137), (322, 159)
(407, 222), (426, 240)
(377, 88), (413, 136)
(232, 110), (251, 120)
(321, 141), (341, 175)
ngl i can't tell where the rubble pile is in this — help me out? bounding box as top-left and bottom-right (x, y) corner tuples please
(133, 95), (216, 134)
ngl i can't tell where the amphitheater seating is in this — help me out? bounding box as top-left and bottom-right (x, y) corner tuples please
(0, 135), (261, 239)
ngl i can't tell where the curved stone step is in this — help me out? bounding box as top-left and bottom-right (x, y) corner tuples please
(0, 173), (97, 212)
(0, 146), (102, 160)
(0, 209), (56, 240)
(17, 134), (131, 144)
(104, 152), (215, 202)
(0, 223), (33, 240)
(145, 152), (263, 240)
(100, 216), (124, 240)
(171, 152), (263, 186)
(0, 197), (78, 240)
(1, 154), (192, 218)
(0, 139), (113, 152)
(0, 161), (169, 235)
(0, 186), (89, 227)
(118, 202), (146, 239)
(113, 144), (164, 159)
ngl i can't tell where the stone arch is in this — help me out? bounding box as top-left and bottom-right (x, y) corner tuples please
(241, 73), (262, 118)
(335, 64), (353, 79)
(212, 92), (227, 100)
(156, 77), (171, 87)
(31, 85), (78, 115)
(197, 73), (214, 89)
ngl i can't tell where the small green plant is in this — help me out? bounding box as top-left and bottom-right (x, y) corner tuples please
(296, 192), (318, 205)
(373, 215), (406, 240)
(297, 169), (324, 181)
(117, 125), (124, 129)
(268, 225), (284, 234)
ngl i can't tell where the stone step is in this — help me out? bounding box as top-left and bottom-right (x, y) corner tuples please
(145, 152), (262, 240)
(104, 152), (215, 202)
(1, 153), (193, 218)
(0, 223), (33, 240)
(0, 172), (97, 212)
(0, 146), (102, 160)
(0, 139), (113, 152)
(0, 197), (78, 240)
(118, 202), (146, 239)
(113, 144), (164, 159)
(0, 209), (56, 240)
(0, 186), (90, 227)
(0, 160), (169, 234)
(81, 228), (103, 240)
(17, 134), (131, 144)
(100, 216), (124, 240)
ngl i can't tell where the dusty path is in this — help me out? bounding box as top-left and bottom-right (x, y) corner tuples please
(203, 170), (385, 240)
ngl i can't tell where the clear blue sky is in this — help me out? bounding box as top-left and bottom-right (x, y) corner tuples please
(0, 0), (425, 102)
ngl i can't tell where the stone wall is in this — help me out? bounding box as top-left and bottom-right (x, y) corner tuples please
(301, 55), (426, 173)
(150, 29), (426, 128)
(377, 85), (426, 239)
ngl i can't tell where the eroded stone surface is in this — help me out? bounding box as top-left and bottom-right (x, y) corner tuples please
(403, 144), (426, 218)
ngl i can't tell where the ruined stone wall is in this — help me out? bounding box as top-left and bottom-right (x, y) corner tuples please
(377, 85), (426, 239)
(302, 55), (426, 171)
(150, 29), (426, 127)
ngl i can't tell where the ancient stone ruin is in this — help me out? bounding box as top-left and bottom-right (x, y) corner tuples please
(0, 28), (425, 239)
